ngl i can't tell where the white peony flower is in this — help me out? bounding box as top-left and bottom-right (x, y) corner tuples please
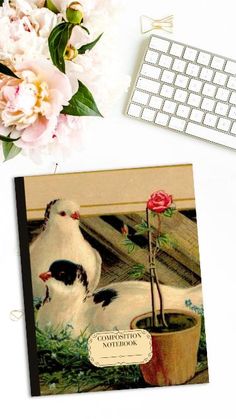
(0, 1), (59, 65)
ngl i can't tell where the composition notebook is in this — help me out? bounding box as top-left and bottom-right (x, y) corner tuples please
(15, 164), (209, 396)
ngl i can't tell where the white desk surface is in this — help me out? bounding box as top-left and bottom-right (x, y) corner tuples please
(1, 0), (236, 417)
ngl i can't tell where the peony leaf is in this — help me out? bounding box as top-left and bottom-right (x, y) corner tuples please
(0, 63), (19, 79)
(48, 22), (74, 73)
(2, 142), (21, 161)
(62, 80), (102, 117)
(0, 134), (20, 142)
(80, 25), (90, 35)
(77, 33), (103, 55)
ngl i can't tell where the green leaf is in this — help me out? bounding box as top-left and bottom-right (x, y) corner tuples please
(62, 80), (102, 117)
(0, 134), (20, 142)
(77, 33), (103, 55)
(0, 1), (4, 6)
(128, 263), (146, 279)
(48, 22), (74, 73)
(0, 63), (19, 79)
(80, 25), (90, 35)
(134, 220), (153, 236)
(163, 207), (175, 217)
(123, 237), (136, 254)
(157, 233), (176, 249)
(2, 142), (21, 161)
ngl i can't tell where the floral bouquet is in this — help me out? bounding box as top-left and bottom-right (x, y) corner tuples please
(0, 0), (127, 162)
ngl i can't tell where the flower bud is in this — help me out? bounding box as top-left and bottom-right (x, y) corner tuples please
(64, 44), (78, 61)
(66, 2), (84, 24)
(46, 0), (60, 14)
(121, 224), (129, 236)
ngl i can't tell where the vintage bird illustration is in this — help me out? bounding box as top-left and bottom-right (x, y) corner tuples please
(30, 200), (102, 299)
(37, 259), (203, 337)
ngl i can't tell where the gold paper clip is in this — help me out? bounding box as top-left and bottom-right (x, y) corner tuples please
(141, 15), (173, 34)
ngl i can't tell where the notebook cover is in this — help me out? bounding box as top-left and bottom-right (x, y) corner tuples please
(15, 164), (208, 396)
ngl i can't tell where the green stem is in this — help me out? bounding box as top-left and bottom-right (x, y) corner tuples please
(146, 208), (157, 328)
(147, 209), (168, 329)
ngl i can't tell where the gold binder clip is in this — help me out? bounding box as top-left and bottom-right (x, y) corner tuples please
(141, 15), (173, 34)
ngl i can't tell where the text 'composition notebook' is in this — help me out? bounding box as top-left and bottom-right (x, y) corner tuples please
(15, 164), (209, 396)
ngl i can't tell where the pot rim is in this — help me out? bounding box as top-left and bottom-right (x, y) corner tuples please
(130, 309), (201, 336)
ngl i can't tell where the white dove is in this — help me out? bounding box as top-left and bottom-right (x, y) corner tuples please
(30, 200), (102, 299)
(37, 260), (203, 338)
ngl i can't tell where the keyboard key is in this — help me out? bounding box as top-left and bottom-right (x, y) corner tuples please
(141, 64), (161, 79)
(172, 58), (186, 72)
(229, 106), (236, 119)
(231, 122), (236, 134)
(190, 109), (204, 123)
(137, 77), (160, 93)
(229, 92), (236, 105)
(188, 93), (202, 107)
(183, 47), (198, 61)
(217, 117), (231, 131)
(174, 89), (188, 103)
(170, 43), (184, 57)
(197, 51), (211, 66)
(132, 90), (150, 105)
(169, 116), (186, 131)
(149, 96), (163, 109)
(160, 84), (174, 98)
(215, 102), (229, 116)
(211, 56), (225, 70)
(161, 70), (175, 83)
(163, 100), (177, 114)
(204, 113), (218, 127)
(128, 104), (142, 117)
(227, 76), (236, 90)
(176, 104), (190, 118)
(186, 122), (236, 147)
(175, 74), (189, 88)
(201, 98), (215, 111)
(142, 108), (156, 121)
(145, 50), (159, 64)
(155, 112), (169, 126)
(150, 37), (170, 52)
(225, 60), (236, 74)
(202, 83), (216, 97)
(214, 72), (227, 86)
(186, 63), (200, 77)
(159, 54), (173, 68)
(216, 87), (230, 101)
(188, 79), (203, 93)
(200, 68), (214, 81)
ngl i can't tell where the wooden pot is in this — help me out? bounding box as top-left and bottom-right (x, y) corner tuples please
(130, 309), (201, 386)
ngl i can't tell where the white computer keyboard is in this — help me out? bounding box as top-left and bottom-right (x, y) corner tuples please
(126, 35), (236, 149)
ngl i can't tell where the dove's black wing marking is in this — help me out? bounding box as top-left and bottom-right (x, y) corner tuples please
(93, 289), (118, 307)
(43, 199), (59, 230)
(77, 265), (89, 292)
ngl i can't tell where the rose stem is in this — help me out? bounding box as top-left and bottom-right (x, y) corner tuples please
(146, 208), (158, 328)
(154, 213), (168, 328)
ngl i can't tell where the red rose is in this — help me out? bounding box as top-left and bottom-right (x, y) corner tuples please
(147, 190), (173, 213)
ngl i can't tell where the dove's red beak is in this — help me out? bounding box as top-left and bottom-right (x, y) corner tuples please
(70, 211), (80, 220)
(39, 271), (52, 282)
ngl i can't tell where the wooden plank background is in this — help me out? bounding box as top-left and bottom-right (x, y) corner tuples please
(23, 164), (195, 220)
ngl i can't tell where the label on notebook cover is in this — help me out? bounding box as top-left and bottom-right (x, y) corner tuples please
(88, 329), (152, 367)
